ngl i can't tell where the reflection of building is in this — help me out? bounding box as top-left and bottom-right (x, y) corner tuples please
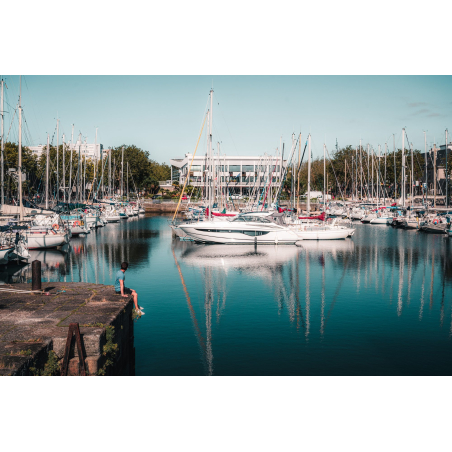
(170, 154), (286, 196)
(28, 140), (103, 160)
(425, 143), (452, 196)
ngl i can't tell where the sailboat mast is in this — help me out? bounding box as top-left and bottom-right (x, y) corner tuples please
(109, 149), (111, 196)
(121, 146), (124, 199)
(127, 161), (129, 201)
(46, 134), (49, 210)
(69, 124), (74, 203)
(367, 144), (370, 200)
(307, 133), (311, 215)
(323, 143), (326, 206)
(393, 134), (396, 202)
(1, 79), (4, 207)
(18, 76), (24, 220)
(56, 118), (59, 203)
(424, 131), (427, 206)
(446, 129), (449, 208)
(95, 127), (98, 200)
(402, 128), (405, 207)
(410, 141), (414, 207)
(78, 133), (81, 203)
(384, 142), (387, 206)
(63, 134), (65, 203)
(360, 139), (362, 200)
(208, 89), (213, 220)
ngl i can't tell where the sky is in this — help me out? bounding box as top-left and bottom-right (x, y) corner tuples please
(1, 75), (451, 164)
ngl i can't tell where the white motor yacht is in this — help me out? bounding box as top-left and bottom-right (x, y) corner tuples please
(179, 214), (299, 244)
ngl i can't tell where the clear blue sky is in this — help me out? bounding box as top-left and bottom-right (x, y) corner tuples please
(2, 75), (451, 163)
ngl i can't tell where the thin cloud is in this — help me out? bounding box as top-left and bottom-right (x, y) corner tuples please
(427, 113), (442, 117)
(409, 108), (430, 116)
(408, 102), (428, 108)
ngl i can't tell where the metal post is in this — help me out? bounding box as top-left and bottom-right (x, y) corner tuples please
(32, 260), (41, 291)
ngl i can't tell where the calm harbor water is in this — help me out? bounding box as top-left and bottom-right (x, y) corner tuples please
(5, 215), (452, 376)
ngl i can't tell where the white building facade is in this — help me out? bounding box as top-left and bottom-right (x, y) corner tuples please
(169, 154), (286, 196)
(28, 141), (103, 160)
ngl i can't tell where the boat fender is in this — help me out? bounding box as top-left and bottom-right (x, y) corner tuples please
(433, 219), (438, 225)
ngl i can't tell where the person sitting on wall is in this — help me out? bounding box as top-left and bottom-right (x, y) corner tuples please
(115, 261), (144, 315)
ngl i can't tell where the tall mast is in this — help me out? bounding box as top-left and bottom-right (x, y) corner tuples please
(109, 149), (111, 197)
(433, 142), (437, 208)
(84, 140), (87, 203)
(371, 147), (374, 200)
(127, 161), (129, 201)
(393, 134), (396, 202)
(18, 76), (24, 220)
(1, 78), (4, 207)
(384, 143), (387, 206)
(410, 141), (414, 208)
(121, 146), (124, 199)
(355, 144), (358, 200)
(78, 133), (81, 203)
(377, 145), (380, 204)
(307, 133), (311, 214)
(401, 128), (405, 207)
(323, 142), (326, 205)
(297, 133), (301, 213)
(360, 139), (362, 200)
(446, 129), (449, 208)
(424, 131), (427, 206)
(45, 134), (49, 210)
(69, 124), (74, 203)
(56, 118), (59, 203)
(95, 127), (98, 199)
(367, 144), (370, 201)
(63, 134), (65, 203)
(208, 89), (213, 220)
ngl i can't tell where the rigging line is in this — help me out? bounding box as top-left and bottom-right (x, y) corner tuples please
(325, 146), (345, 200)
(214, 95), (239, 155)
(5, 108), (17, 143)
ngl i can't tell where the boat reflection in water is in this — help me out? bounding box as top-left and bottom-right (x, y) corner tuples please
(174, 239), (358, 374)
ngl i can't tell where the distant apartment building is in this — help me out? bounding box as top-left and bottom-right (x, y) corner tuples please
(425, 142), (452, 196)
(28, 140), (103, 160)
(169, 154), (286, 196)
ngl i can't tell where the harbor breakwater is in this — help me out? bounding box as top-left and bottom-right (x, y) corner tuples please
(0, 282), (135, 376)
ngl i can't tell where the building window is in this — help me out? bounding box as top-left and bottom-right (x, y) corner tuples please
(242, 165), (254, 172)
(229, 165), (241, 172)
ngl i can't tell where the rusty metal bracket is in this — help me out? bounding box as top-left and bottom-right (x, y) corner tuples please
(61, 323), (86, 376)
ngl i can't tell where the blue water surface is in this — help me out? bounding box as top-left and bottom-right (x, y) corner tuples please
(10, 215), (452, 376)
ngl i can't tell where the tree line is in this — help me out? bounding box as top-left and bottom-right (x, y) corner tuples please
(1, 142), (171, 202)
(283, 145), (452, 199)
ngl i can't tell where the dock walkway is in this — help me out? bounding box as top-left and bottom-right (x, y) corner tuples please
(0, 282), (135, 376)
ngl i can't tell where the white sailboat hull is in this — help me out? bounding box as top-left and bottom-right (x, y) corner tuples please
(26, 233), (68, 249)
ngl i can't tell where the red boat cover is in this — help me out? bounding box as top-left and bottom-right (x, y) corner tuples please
(205, 208), (236, 217)
(298, 212), (326, 221)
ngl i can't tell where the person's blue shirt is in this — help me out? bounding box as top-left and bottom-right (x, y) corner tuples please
(115, 270), (125, 292)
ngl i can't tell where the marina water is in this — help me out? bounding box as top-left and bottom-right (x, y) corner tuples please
(4, 214), (452, 376)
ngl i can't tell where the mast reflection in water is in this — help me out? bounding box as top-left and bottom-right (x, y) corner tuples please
(6, 216), (452, 376)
